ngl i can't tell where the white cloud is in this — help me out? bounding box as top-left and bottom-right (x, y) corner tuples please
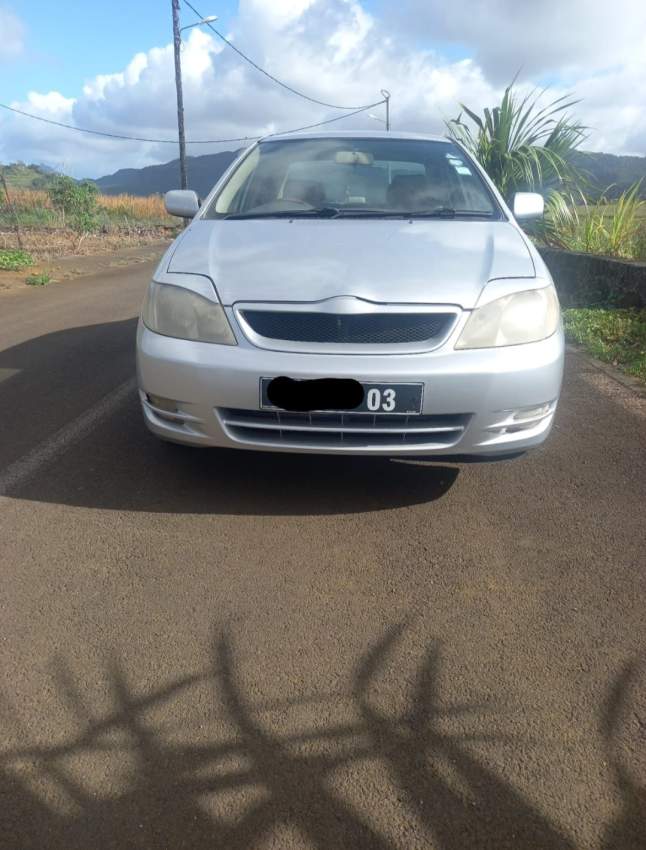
(390, 0), (646, 82)
(571, 56), (646, 155)
(0, 5), (25, 61)
(0, 0), (644, 179)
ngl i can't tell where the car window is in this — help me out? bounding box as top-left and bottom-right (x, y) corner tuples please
(204, 137), (500, 218)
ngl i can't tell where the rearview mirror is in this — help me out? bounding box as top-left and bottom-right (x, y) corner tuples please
(164, 189), (200, 219)
(335, 151), (374, 165)
(512, 192), (544, 220)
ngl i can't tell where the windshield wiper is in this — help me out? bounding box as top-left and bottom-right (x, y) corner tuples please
(331, 208), (496, 219)
(224, 206), (495, 220)
(403, 207), (495, 219)
(224, 207), (341, 220)
(333, 209), (403, 218)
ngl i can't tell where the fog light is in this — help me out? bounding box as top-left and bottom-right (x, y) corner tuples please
(146, 393), (178, 413)
(513, 403), (551, 422)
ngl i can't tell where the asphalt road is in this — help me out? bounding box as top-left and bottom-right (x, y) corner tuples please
(1, 256), (645, 850)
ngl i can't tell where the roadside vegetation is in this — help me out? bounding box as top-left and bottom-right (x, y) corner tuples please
(0, 178), (179, 268)
(539, 182), (646, 260)
(25, 271), (51, 286)
(0, 248), (34, 270)
(563, 308), (646, 382)
(1, 184), (175, 231)
(447, 82), (646, 262)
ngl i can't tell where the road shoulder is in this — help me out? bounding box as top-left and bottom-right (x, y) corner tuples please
(0, 240), (171, 296)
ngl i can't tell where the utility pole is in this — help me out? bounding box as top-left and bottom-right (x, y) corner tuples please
(0, 169), (23, 250)
(381, 90), (391, 131)
(172, 0), (187, 189)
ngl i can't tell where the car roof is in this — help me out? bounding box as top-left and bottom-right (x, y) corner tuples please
(261, 129), (450, 143)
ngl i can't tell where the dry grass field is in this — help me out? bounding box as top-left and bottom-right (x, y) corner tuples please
(98, 192), (171, 220)
(0, 187), (179, 260)
(2, 187), (175, 226)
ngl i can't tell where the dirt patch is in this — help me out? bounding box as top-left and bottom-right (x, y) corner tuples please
(0, 238), (171, 295)
(0, 225), (178, 259)
(0, 225), (179, 258)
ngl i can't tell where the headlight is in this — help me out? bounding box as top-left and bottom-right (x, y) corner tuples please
(142, 281), (236, 345)
(455, 286), (560, 349)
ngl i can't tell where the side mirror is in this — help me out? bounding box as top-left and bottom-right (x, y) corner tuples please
(512, 192), (544, 220)
(164, 189), (200, 219)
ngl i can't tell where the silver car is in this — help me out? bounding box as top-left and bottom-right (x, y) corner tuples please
(137, 131), (563, 459)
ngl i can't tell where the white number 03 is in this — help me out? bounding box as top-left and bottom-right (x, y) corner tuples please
(366, 387), (396, 412)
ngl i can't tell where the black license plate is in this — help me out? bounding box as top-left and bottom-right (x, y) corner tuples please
(260, 377), (423, 414)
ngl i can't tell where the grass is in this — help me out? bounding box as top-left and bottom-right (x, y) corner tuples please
(539, 182), (646, 260)
(98, 193), (171, 221)
(0, 248), (34, 270)
(0, 187), (180, 260)
(0, 187), (176, 228)
(25, 271), (51, 286)
(563, 307), (646, 382)
(592, 201), (646, 220)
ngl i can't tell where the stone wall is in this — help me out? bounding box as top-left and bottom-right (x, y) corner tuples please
(537, 247), (646, 308)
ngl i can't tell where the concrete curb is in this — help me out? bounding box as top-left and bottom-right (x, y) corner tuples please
(566, 343), (646, 399)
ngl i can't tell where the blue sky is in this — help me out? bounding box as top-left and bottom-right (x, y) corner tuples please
(2, 0), (239, 102)
(1, 0), (644, 177)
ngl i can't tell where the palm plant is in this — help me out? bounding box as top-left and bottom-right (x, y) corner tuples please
(446, 83), (587, 199)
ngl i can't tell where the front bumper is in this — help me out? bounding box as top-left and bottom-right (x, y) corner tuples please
(136, 321), (564, 457)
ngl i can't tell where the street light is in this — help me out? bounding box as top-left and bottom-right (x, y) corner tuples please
(171, 1), (218, 190)
(367, 113), (386, 126)
(180, 15), (217, 33)
(381, 89), (391, 131)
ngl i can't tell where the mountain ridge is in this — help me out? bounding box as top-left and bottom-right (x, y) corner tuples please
(93, 150), (241, 197)
(91, 149), (646, 199)
(3, 149), (645, 199)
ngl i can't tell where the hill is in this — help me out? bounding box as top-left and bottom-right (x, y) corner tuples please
(1, 162), (62, 190)
(92, 147), (646, 200)
(571, 151), (646, 198)
(94, 150), (240, 197)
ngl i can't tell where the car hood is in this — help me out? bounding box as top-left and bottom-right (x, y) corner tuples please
(167, 219), (536, 308)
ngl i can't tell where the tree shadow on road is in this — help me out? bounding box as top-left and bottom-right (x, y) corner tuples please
(1, 626), (642, 849)
(599, 660), (646, 850)
(354, 624), (576, 850)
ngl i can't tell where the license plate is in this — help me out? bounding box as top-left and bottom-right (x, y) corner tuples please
(260, 378), (424, 414)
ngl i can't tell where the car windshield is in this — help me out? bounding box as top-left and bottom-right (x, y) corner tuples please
(204, 137), (501, 219)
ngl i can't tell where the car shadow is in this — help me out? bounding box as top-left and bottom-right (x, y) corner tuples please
(1, 319), (460, 515)
(4, 623), (639, 849)
(14, 423), (460, 515)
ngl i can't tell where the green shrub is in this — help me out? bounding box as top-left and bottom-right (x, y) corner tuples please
(0, 249), (34, 270)
(26, 272), (51, 286)
(48, 175), (99, 234)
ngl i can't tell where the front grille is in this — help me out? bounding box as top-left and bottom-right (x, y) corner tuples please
(218, 407), (471, 451)
(240, 310), (455, 345)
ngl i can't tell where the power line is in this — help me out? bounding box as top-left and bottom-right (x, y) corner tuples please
(266, 102), (385, 136)
(182, 0), (383, 112)
(0, 102), (251, 143)
(0, 99), (384, 145)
